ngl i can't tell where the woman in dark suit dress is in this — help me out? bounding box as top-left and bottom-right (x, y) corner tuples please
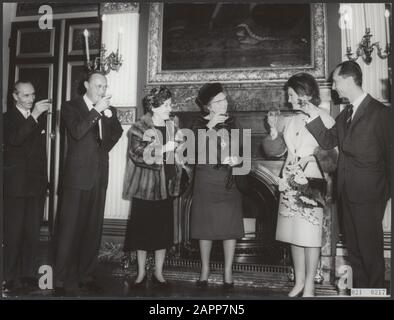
(190, 83), (244, 288)
(123, 86), (185, 287)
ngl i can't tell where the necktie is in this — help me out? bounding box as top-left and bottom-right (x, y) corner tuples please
(345, 104), (353, 131)
(26, 110), (30, 118)
(92, 103), (101, 145)
(94, 122), (101, 146)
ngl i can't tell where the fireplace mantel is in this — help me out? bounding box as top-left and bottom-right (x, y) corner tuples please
(251, 160), (335, 282)
(172, 159), (335, 284)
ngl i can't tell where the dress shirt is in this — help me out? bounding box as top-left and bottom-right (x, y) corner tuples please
(348, 92), (367, 120)
(16, 106), (38, 122)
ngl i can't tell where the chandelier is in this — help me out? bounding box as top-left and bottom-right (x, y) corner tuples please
(83, 29), (123, 74)
(342, 6), (391, 65)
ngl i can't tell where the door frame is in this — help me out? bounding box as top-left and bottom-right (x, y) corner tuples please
(7, 17), (101, 237)
(8, 20), (61, 237)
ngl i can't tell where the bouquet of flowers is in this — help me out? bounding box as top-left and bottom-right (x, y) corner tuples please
(278, 163), (325, 226)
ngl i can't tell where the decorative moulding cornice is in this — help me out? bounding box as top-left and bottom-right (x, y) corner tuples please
(144, 83), (286, 113)
(100, 2), (140, 15)
(114, 107), (136, 125)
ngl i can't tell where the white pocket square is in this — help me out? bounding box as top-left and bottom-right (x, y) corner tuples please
(41, 130), (46, 134)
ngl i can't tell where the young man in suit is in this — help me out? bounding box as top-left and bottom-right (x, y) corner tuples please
(54, 71), (123, 295)
(305, 61), (390, 288)
(3, 81), (51, 295)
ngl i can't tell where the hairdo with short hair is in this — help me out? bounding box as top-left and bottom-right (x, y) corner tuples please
(285, 72), (321, 107)
(86, 70), (107, 82)
(335, 60), (363, 87)
(142, 86), (172, 114)
(13, 80), (33, 94)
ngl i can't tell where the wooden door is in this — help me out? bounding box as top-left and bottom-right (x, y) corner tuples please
(8, 20), (61, 237)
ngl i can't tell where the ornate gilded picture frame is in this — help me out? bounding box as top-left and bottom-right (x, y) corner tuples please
(147, 3), (327, 84)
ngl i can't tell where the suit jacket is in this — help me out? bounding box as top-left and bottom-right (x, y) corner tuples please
(306, 94), (390, 204)
(61, 96), (123, 190)
(4, 105), (47, 197)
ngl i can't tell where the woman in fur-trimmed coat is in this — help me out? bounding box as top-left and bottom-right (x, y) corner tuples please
(123, 86), (187, 287)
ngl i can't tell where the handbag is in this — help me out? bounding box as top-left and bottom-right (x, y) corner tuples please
(166, 165), (191, 198)
(302, 155), (327, 197)
(224, 167), (250, 194)
(235, 174), (250, 194)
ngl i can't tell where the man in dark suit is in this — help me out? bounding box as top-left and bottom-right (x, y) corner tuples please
(305, 61), (390, 288)
(54, 71), (123, 295)
(3, 81), (51, 294)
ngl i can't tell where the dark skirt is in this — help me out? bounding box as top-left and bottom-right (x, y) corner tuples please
(124, 197), (174, 251)
(191, 165), (244, 240)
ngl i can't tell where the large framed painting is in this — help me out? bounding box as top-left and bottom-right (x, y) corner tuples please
(147, 3), (327, 84)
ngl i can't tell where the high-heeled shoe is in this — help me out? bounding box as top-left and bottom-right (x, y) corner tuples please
(222, 282), (234, 290)
(288, 287), (304, 297)
(301, 293), (314, 298)
(151, 274), (169, 288)
(195, 280), (208, 288)
(132, 274), (147, 289)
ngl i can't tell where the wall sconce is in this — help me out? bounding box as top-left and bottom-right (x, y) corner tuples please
(342, 8), (391, 65)
(83, 29), (123, 74)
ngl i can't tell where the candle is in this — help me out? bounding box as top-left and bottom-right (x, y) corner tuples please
(83, 29), (90, 64)
(363, 4), (368, 29)
(118, 27), (123, 54)
(343, 13), (350, 48)
(385, 9), (390, 46)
